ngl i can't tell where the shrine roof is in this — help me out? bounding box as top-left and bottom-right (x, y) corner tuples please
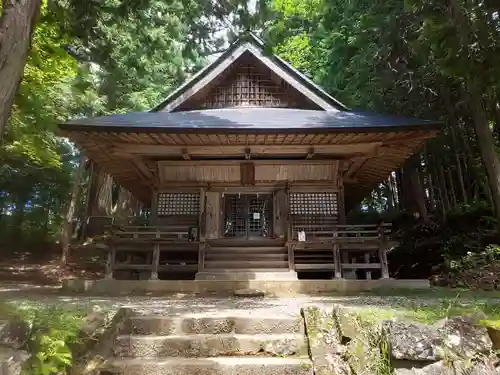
(60, 108), (440, 133)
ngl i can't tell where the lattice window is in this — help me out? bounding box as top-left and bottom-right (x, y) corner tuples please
(202, 64), (290, 109)
(156, 193), (200, 216)
(289, 192), (338, 215)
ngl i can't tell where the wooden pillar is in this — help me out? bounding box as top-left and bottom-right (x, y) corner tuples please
(205, 191), (220, 239)
(199, 188), (206, 241)
(198, 188), (206, 273)
(378, 225), (390, 279)
(273, 188), (287, 239)
(338, 178), (346, 224)
(150, 190), (159, 225)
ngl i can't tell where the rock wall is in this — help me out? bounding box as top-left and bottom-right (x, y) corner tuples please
(302, 305), (500, 375)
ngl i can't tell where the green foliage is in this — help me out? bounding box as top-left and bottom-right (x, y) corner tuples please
(1, 0), (260, 249)
(0, 302), (85, 375)
(25, 307), (84, 375)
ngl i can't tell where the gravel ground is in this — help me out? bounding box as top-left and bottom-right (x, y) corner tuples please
(0, 287), (497, 316)
(0, 283), (498, 319)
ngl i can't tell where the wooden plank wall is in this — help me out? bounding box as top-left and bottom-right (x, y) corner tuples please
(157, 160), (339, 184)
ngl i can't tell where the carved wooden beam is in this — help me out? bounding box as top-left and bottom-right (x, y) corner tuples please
(112, 143), (383, 157)
(344, 158), (367, 179)
(181, 148), (191, 160)
(131, 157), (155, 180)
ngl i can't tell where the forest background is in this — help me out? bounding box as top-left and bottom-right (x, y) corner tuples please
(1, 0), (500, 283)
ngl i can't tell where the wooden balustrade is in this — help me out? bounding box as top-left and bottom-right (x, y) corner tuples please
(290, 223), (393, 278)
(105, 225), (200, 280)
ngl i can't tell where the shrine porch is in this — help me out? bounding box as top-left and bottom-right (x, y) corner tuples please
(102, 223), (396, 282)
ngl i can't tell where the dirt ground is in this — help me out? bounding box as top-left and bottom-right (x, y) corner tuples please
(0, 242), (104, 287)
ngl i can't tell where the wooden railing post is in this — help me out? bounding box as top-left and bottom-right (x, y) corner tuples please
(378, 224), (390, 279)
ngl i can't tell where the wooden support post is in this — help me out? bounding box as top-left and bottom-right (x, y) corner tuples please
(333, 244), (342, 279)
(105, 245), (115, 279)
(198, 242), (206, 272)
(287, 243), (295, 271)
(333, 232), (342, 279)
(199, 188), (206, 241)
(378, 224), (390, 279)
(364, 252), (372, 280)
(150, 231), (160, 280)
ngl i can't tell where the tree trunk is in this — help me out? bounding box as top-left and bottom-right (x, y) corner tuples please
(448, 0), (500, 232)
(12, 195), (27, 239)
(408, 166), (428, 220)
(447, 168), (457, 207)
(60, 154), (86, 265)
(0, 0), (41, 139)
(449, 125), (468, 204)
(423, 145), (436, 210)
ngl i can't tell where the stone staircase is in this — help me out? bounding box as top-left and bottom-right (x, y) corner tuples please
(102, 312), (313, 375)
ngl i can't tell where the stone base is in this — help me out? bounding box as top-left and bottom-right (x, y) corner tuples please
(194, 271), (299, 281)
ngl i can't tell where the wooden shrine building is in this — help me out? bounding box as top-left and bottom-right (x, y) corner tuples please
(59, 34), (440, 282)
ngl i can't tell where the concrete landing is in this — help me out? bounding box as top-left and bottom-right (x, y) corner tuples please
(63, 278), (430, 295)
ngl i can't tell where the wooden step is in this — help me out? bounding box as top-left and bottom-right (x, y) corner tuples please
(206, 247), (287, 254)
(204, 260), (289, 269)
(207, 239), (286, 247)
(205, 253), (288, 261)
(197, 268), (293, 273)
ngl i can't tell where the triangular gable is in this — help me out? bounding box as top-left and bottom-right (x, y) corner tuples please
(153, 33), (348, 112)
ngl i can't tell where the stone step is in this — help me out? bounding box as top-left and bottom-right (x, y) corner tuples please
(114, 333), (307, 358)
(104, 356), (313, 375)
(126, 315), (304, 335)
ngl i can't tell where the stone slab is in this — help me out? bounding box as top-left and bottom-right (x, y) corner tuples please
(125, 315), (304, 335)
(104, 356), (313, 375)
(114, 333), (307, 357)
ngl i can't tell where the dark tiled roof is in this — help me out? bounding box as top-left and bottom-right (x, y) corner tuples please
(61, 108), (441, 133)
